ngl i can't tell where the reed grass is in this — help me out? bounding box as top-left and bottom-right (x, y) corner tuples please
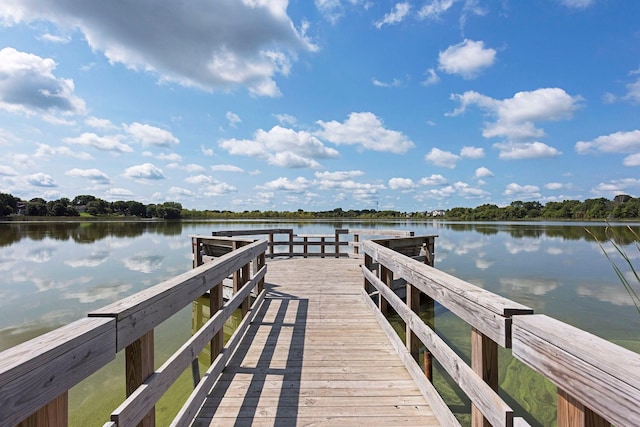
(586, 225), (640, 316)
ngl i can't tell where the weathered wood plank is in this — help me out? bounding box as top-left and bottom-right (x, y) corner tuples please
(512, 315), (640, 427)
(363, 266), (513, 427)
(0, 317), (116, 427)
(111, 266), (266, 427)
(191, 257), (441, 426)
(362, 240), (532, 347)
(90, 239), (267, 351)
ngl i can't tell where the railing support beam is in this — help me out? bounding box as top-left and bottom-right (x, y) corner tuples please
(126, 330), (155, 427)
(557, 389), (610, 427)
(471, 327), (498, 427)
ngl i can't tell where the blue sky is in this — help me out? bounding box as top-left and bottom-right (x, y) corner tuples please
(0, 0), (639, 212)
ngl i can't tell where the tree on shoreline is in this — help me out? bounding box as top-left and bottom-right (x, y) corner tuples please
(1, 192), (638, 221)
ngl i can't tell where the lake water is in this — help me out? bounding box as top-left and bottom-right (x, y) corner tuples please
(1, 220), (639, 425)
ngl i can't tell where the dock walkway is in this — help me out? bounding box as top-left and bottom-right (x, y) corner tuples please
(192, 257), (440, 426)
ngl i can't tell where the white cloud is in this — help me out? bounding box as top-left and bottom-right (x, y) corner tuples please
(39, 33), (71, 44)
(438, 39), (496, 79)
(315, 170), (364, 181)
(123, 163), (165, 180)
(460, 145), (484, 158)
(623, 153), (640, 167)
(559, 0), (594, 9)
(211, 164), (244, 173)
(495, 141), (561, 160)
(425, 147), (460, 168)
(156, 152), (182, 162)
(418, 0), (455, 20)
(85, 116), (116, 129)
(219, 125), (338, 169)
(576, 130), (640, 155)
(0, 47), (86, 116)
(0, 165), (17, 176)
(419, 174), (447, 186)
(475, 167), (494, 178)
(375, 2), (411, 29)
(185, 175), (215, 185)
(545, 182), (565, 190)
(201, 145), (214, 156)
(274, 113), (297, 126)
(591, 178), (640, 197)
(65, 132), (133, 153)
(422, 68), (440, 86)
(0, 1), (316, 97)
(185, 164), (206, 173)
(624, 70), (640, 104)
(259, 177), (310, 193)
(168, 186), (194, 197)
(388, 177), (416, 190)
(124, 122), (179, 147)
(204, 182), (237, 197)
(372, 77), (402, 88)
(105, 188), (135, 198)
(316, 112), (414, 154)
(34, 143), (93, 160)
(504, 183), (541, 199)
(28, 172), (57, 187)
(449, 88), (582, 143)
(226, 111), (241, 127)
(65, 168), (110, 183)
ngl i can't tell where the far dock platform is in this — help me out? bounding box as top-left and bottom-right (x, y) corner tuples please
(192, 257), (440, 426)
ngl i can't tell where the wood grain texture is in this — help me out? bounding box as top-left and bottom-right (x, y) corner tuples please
(0, 318), (115, 427)
(190, 257), (441, 426)
(363, 266), (513, 427)
(362, 240), (533, 347)
(512, 315), (639, 427)
(89, 239), (267, 351)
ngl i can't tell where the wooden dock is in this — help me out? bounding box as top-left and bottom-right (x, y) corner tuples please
(3, 228), (640, 427)
(192, 257), (440, 426)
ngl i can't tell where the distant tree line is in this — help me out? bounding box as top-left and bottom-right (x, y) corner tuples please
(0, 193), (183, 219)
(445, 197), (639, 221)
(1, 192), (638, 221)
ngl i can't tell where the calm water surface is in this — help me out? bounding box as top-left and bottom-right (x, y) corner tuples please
(1, 220), (638, 425)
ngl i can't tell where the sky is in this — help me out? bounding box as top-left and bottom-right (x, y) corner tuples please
(0, 0), (639, 212)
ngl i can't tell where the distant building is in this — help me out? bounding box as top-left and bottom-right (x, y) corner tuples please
(430, 209), (446, 217)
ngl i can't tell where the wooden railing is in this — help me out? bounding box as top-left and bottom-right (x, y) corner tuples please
(201, 228), (415, 259)
(361, 236), (640, 427)
(0, 237), (268, 427)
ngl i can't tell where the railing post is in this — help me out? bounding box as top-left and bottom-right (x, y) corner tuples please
(379, 265), (391, 315)
(193, 237), (203, 268)
(303, 236), (308, 258)
(126, 331), (155, 427)
(289, 230), (294, 257)
(233, 241), (250, 316)
(321, 237), (325, 258)
(557, 389), (610, 427)
(354, 233), (359, 255)
(268, 233), (274, 256)
(257, 252), (266, 293)
(423, 295), (434, 381)
(210, 282), (224, 364)
(471, 328), (498, 427)
(334, 230), (340, 258)
(18, 393), (68, 427)
(406, 283), (420, 362)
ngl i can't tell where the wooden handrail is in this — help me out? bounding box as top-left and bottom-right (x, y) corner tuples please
(0, 236), (268, 427)
(362, 236), (533, 427)
(0, 317), (116, 426)
(512, 315), (640, 426)
(109, 265), (267, 426)
(90, 239), (268, 351)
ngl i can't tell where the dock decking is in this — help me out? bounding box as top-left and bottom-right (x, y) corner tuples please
(192, 257), (440, 426)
